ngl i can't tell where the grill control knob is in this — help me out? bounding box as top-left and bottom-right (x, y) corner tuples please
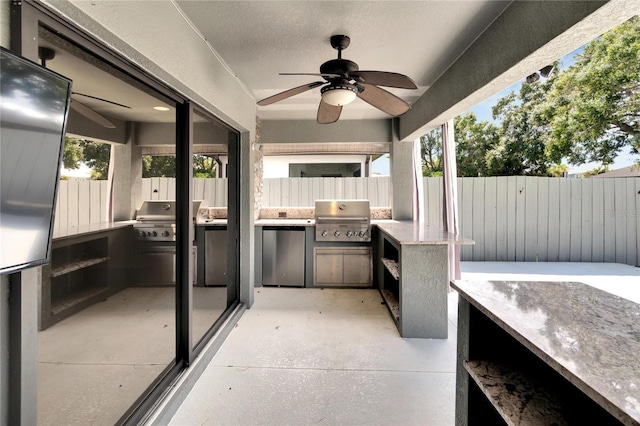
(357, 231), (364, 237)
(321, 230), (328, 237)
(162, 231), (170, 237)
(346, 231), (353, 237)
(150, 231), (158, 237)
(137, 230), (146, 238)
(334, 231), (341, 237)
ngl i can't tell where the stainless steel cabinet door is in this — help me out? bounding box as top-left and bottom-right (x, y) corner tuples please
(342, 248), (372, 287)
(314, 249), (343, 286)
(262, 229), (305, 287)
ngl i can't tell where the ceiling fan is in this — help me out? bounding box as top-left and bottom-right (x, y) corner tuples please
(257, 35), (418, 124)
(39, 47), (131, 129)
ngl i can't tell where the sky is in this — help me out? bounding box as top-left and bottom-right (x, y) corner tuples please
(371, 42), (638, 176)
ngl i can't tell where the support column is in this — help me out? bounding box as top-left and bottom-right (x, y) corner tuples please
(112, 123), (142, 220)
(238, 131), (255, 308)
(390, 119), (414, 220)
(8, 269), (39, 426)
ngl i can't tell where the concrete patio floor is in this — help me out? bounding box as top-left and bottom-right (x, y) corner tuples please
(167, 262), (639, 425)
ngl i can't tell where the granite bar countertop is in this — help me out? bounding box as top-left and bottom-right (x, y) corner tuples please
(452, 280), (640, 425)
(53, 221), (135, 241)
(376, 220), (474, 245)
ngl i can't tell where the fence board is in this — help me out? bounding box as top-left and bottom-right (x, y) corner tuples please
(536, 178), (549, 262)
(89, 181), (102, 224)
(484, 178), (497, 261)
(460, 178), (474, 260)
(67, 180), (79, 227)
(614, 180), (627, 263)
(625, 178), (637, 266)
(636, 178), (640, 266)
(569, 179), (582, 261)
(524, 177), (538, 261)
(472, 178), (485, 259)
(57, 181), (68, 229)
(495, 177), (508, 261)
(506, 177), (517, 261)
(580, 181), (593, 262)
(591, 179), (604, 262)
(78, 181), (90, 226)
(557, 179), (572, 262)
(603, 179), (616, 262)
(514, 176), (526, 261)
(546, 178), (560, 262)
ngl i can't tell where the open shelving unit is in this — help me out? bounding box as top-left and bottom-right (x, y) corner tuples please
(40, 227), (132, 330)
(456, 297), (626, 425)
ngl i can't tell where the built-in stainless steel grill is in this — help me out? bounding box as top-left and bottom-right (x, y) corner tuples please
(133, 200), (207, 286)
(314, 200), (371, 242)
(134, 200), (208, 242)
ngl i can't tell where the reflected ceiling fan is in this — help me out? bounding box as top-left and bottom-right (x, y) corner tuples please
(257, 35), (418, 124)
(39, 47), (131, 129)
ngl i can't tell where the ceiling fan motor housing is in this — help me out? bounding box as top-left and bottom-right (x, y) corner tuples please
(320, 59), (359, 77)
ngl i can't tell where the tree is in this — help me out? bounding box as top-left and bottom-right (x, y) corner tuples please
(545, 16), (640, 166)
(142, 154), (218, 178)
(62, 137), (111, 179)
(490, 68), (557, 176)
(454, 113), (500, 176)
(420, 128), (443, 176)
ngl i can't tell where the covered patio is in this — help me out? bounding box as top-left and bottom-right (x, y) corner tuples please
(153, 262), (640, 424)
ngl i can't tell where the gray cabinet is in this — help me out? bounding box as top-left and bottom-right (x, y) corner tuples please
(262, 229), (305, 287)
(205, 228), (227, 286)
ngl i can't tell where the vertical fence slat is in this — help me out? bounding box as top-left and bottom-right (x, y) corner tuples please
(514, 176), (526, 261)
(57, 181), (68, 229)
(536, 178), (549, 262)
(569, 179), (582, 261)
(472, 178), (485, 260)
(603, 179), (616, 262)
(614, 179), (627, 263)
(580, 180), (593, 262)
(524, 177), (538, 262)
(590, 178), (605, 262)
(484, 178), (497, 261)
(67, 180), (79, 227)
(495, 177), (508, 261)
(78, 180), (90, 226)
(546, 178), (560, 262)
(506, 177), (517, 261)
(460, 178), (474, 260)
(625, 178), (637, 266)
(89, 180), (101, 223)
(558, 179), (572, 261)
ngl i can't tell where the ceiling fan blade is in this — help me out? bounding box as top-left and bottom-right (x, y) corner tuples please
(280, 72), (341, 78)
(317, 100), (342, 124)
(72, 92), (132, 109)
(70, 99), (116, 128)
(257, 81), (324, 106)
(356, 83), (410, 116)
(351, 71), (417, 89)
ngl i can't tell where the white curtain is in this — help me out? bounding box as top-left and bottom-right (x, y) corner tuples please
(442, 119), (460, 281)
(413, 138), (424, 223)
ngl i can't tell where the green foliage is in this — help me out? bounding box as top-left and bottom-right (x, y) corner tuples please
(419, 17), (639, 176)
(142, 156), (176, 178)
(420, 129), (443, 176)
(545, 16), (640, 166)
(454, 113), (500, 176)
(141, 155), (218, 178)
(62, 137), (111, 180)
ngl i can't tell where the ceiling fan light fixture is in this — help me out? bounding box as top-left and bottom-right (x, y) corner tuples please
(526, 72), (540, 84)
(321, 84), (357, 106)
(153, 106), (171, 111)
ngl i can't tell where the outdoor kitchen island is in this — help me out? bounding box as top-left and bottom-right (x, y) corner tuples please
(375, 221), (474, 339)
(452, 280), (640, 425)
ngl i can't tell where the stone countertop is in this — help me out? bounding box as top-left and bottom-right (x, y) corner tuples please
(452, 280), (640, 425)
(376, 220), (474, 245)
(199, 219), (228, 226)
(53, 221), (135, 240)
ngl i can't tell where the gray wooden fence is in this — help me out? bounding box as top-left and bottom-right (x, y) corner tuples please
(424, 177), (640, 266)
(54, 180), (110, 229)
(262, 177), (391, 207)
(55, 176), (639, 266)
